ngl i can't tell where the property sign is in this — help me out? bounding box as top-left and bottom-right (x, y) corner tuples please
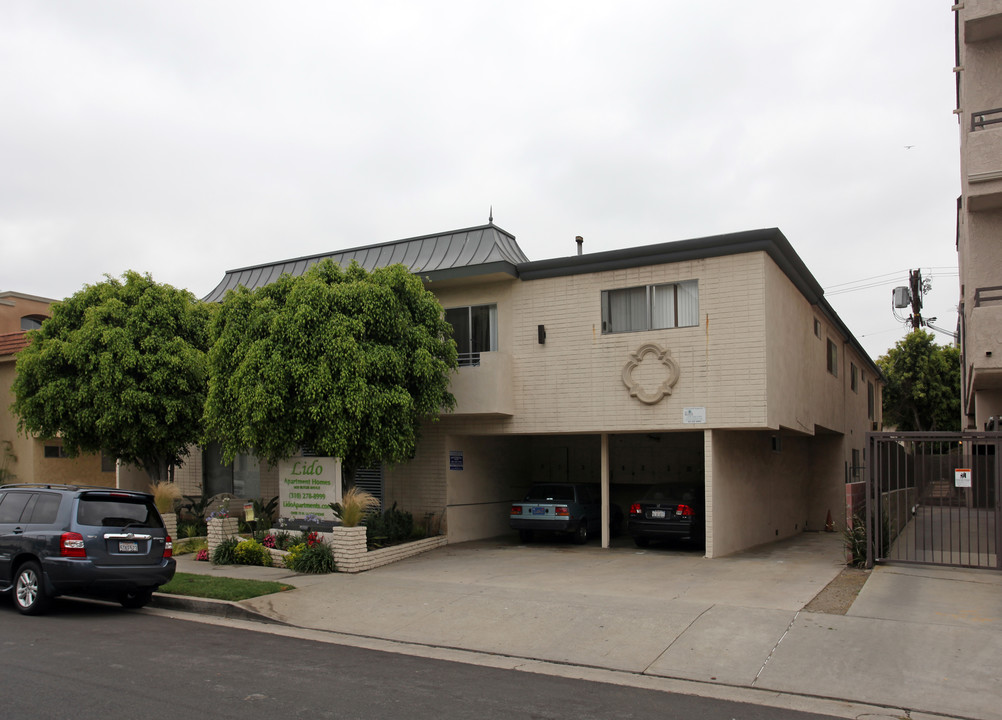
(277, 456), (342, 521)
(683, 407), (707, 424)
(449, 450), (463, 471)
(955, 468), (972, 488)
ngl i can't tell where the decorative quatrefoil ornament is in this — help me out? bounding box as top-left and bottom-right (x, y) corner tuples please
(621, 343), (680, 404)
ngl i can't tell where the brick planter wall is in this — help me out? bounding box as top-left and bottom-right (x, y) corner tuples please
(207, 517), (239, 558)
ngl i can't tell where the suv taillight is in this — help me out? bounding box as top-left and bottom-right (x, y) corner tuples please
(554, 505), (569, 516)
(510, 505), (522, 516)
(677, 504), (693, 517)
(629, 503), (642, 516)
(60, 532), (87, 558)
(163, 536), (173, 559)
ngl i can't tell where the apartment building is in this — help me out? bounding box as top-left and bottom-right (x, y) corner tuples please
(0, 291), (113, 486)
(956, 0), (1002, 429)
(186, 224), (880, 558)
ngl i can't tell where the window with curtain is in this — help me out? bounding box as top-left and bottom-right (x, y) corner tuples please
(445, 304), (498, 366)
(601, 280), (698, 334)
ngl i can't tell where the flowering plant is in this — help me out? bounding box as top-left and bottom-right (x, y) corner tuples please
(305, 531), (320, 547)
(303, 514), (321, 524)
(262, 534), (277, 548)
(207, 497), (230, 520)
(195, 548), (209, 561)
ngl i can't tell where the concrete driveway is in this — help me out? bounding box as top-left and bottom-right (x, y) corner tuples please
(240, 531), (847, 676)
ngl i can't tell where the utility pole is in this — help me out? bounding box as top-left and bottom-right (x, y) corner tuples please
(909, 269), (924, 329)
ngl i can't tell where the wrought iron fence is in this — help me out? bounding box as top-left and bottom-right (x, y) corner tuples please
(866, 431), (1000, 570)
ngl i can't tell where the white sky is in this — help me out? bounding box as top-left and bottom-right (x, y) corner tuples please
(0, 1), (961, 360)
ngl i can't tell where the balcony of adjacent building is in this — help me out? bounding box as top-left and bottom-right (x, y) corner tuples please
(965, 108), (1002, 211)
(963, 287), (1002, 420)
(448, 350), (514, 416)
(962, 1), (1002, 43)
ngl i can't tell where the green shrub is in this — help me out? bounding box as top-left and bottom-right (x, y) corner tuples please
(284, 532), (336, 573)
(233, 539), (273, 567)
(843, 511), (890, 568)
(174, 538), (208, 556)
(331, 487), (380, 527)
(177, 521), (207, 539)
(366, 503), (419, 547)
(212, 537), (240, 565)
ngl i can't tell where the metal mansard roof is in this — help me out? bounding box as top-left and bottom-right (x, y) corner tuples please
(203, 223), (529, 303)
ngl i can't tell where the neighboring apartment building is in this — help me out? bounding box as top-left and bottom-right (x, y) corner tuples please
(956, 1), (1002, 429)
(0, 291), (113, 486)
(182, 224), (880, 558)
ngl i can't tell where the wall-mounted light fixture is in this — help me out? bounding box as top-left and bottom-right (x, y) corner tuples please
(538, 325), (546, 344)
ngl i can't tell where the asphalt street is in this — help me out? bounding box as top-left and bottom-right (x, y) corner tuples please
(1, 598), (847, 720)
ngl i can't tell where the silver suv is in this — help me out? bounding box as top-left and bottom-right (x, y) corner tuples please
(0, 484), (175, 615)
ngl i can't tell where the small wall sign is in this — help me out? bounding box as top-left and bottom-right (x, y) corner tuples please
(683, 407), (707, 424)
(449, 450), (463, 471)
(955, 468), (972, 488)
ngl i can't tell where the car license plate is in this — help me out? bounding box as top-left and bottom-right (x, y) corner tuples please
(119, 541), (139, 553)
(650, 510), (666, 519)
(531, 506), (546, 515)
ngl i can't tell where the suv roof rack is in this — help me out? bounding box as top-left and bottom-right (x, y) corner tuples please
(1, 483), (81, 490)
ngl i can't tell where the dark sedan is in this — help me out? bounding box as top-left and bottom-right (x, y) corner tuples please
(628, 483), (703, 547)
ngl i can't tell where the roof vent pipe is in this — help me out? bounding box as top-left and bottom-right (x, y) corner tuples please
(575, 236), (583, 256)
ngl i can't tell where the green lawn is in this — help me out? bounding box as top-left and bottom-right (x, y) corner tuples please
(158, 572), (295, 601)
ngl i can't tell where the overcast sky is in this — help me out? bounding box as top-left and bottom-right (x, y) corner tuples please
(1, 1), (960, 360)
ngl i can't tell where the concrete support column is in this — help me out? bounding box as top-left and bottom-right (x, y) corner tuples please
(601, 433), (610, 549)
(703, 430), (713, 559)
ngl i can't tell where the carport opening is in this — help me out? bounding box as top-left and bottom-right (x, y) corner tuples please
(505, 432), (706, 549)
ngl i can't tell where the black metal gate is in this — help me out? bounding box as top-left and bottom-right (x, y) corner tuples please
(866, 431), (1001, 569)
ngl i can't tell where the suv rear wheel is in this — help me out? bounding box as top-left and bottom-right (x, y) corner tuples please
(119, 589), (154, 609)
(14, 561), (51, 615)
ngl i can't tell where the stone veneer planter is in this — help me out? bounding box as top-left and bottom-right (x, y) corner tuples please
(207, 517), (240, 558)
(161, 512), (177, 543)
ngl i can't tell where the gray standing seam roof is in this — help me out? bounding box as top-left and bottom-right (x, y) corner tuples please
(203, 224), (529, 303)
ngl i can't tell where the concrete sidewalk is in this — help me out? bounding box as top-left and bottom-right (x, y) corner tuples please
(160, 532), (1002, 720)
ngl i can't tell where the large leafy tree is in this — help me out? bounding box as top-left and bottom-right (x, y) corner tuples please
(204, 260), (457, 469)
(876, 330), (960, 432)
(12, 271), (211, 482)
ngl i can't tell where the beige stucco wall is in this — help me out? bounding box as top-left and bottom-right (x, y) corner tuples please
(707, 429), (810, 557)
(439, 252), (770, 435)
(441, 432), (530, 542)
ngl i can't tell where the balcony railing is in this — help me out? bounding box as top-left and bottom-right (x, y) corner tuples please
(457, 352), (482, 367)
(971, 107), (1002, 131)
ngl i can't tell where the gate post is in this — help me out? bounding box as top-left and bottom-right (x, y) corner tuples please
(865, 433), (875, 569)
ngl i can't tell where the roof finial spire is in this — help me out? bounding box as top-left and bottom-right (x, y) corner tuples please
(489, 205), (493, 224)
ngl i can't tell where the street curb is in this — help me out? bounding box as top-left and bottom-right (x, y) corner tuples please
(149, 593), (289, 626)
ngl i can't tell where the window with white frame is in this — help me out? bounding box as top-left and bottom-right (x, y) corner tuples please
(601, 280), (698, 334)
(445, 304), (498, 366)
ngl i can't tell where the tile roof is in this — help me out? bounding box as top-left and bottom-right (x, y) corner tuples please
(0, 331), (30, 358)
